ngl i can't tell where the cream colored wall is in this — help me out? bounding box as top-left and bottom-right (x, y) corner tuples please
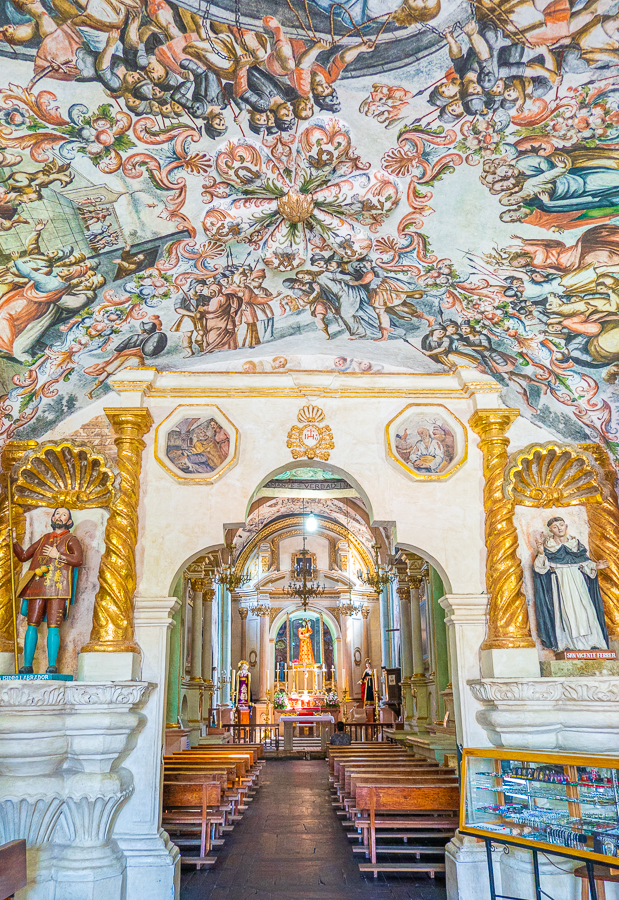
(46, 366), (558, 605)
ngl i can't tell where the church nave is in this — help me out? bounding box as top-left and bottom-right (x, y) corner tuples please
(181, 760), (447, 900)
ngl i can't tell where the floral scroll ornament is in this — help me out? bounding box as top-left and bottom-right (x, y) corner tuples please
(202, 117), (401, 272)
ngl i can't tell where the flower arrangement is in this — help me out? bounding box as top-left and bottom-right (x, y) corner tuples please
(273, 689), (289, 711)
(323, 690), (340, 708)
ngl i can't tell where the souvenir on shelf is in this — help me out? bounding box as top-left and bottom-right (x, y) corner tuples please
(460, 749), (619, 864)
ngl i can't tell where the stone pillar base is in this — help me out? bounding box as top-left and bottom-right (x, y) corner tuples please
(445, 832), (503, 900)
(183, 682), (203, 747)
(0, 650), (16, 675)
(114, 829), (179, 900)
(78, 652), (141, 681)
(480, 647), (540, 678)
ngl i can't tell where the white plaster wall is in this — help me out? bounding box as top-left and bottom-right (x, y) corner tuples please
(278, 535), (330, 571)
(132, 391), (491, 599)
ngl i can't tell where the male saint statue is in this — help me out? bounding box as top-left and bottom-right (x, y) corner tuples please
(13, 507), (83, 675)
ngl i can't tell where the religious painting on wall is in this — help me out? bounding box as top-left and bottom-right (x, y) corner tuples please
(155, 405), (238, 483)
(386, 405), (467, 480)
(2, 0), (619, 475)
(514, 506), (609, 659)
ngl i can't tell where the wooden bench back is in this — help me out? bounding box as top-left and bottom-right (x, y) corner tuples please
(346, 768), (455, 791)
(164, 772), (226, 787)
(333, 756), (415, 777)
(355, 783), (460, 813)
(349, 775), (459, 797)
(165, 756), (245, 777)
(341, 765), (443, 788)
(0, 840), (26, 900)
(163, 781), (221, 810)
(195, 743), (263, 759)
(169, 754), (250, 776)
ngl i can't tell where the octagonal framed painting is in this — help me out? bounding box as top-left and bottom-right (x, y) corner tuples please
(386, 404), (467, 482)
(155, 404), (239, 483)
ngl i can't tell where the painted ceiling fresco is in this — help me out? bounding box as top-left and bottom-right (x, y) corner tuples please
(0, 0), (619, 460)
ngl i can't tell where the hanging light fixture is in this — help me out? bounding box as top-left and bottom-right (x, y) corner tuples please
(306, 513), (318, 532)
(284, 500), (325, 611)
(213, 541), (250, 592)
(358, 541), (396, 596)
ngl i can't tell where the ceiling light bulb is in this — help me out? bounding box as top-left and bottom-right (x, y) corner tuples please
(306, 513), (318, 532)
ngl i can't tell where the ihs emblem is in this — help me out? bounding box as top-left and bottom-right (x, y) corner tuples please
(287, 405), (334, 461)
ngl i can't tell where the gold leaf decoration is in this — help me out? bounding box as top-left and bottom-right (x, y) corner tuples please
(504, 444), (604, 508)
(287, 404), (333, 460)
(13, 442), (117, 510)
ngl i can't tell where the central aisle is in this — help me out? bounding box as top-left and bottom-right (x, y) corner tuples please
(181, 759), (447, 900)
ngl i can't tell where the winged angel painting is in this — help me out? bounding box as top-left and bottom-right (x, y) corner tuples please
(0, 0), (619, 466)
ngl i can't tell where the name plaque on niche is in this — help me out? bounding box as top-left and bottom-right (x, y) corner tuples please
(0, 674), (73, 681)
(557, 650), (617, 660)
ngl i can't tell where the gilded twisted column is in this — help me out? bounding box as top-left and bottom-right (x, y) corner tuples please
(469, 409), (534, 650)
(581, 442), (619, 639)
(82, 408), (153, 653)
(0, 441), (37, 652)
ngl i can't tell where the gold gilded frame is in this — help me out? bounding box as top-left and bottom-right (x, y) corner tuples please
(504, 443), (605, 508)
(385, 403), (468, 481)
(460, 747), (619, 865)
(12, 441), (118, 510)
(154, 403), (239, 484)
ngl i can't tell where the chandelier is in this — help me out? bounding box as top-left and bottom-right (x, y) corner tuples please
(358, 543), (396, 596)
(249, 599), (271, 617)
(213, 542), (250, 593)
(337, 596), (365, 617)
(284, 548), (325, 612)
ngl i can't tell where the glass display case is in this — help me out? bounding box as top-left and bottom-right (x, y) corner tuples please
(460, 748), (619, 864)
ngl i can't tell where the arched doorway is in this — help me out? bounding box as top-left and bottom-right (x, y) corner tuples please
(167, 460), (453, 741)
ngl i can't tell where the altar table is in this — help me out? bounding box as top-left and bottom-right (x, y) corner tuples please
(282, 715), (335, 751)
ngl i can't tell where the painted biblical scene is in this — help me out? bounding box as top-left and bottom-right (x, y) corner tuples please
(515, 506), (609, 658)
(387, 405), (466, 479)
(1, 0), (619, 468)
(165, 415), (231, 476)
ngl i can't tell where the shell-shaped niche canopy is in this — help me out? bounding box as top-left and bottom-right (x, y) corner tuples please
(504, 444), (605, 508)
(13, 443), (117, 510)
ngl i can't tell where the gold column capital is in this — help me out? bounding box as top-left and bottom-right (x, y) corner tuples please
(202, 587), (215, 603)
(238, 607), (249, 620)
(1, 440), (39, 479)
(469, 407), (534, 650)
(0, 440), (38, 653)
(581, 442), (619, 638)
(469, 407), (520, 439)
(360, 606), (371, 620)
(103, 406), (154, 441)
(81, 406), (153, 654)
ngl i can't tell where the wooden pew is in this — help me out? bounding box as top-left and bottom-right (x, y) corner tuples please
(354, 783), (459, 876)
(0, 840), (26, 900)
(162, 782), (221, 869)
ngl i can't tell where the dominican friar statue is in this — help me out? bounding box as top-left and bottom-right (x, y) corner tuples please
(533, 516), (608, 652)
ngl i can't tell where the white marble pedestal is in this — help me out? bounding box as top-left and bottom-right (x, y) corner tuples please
(0, 680), (150, 900)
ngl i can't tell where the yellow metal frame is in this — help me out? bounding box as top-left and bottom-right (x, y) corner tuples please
(460, 747), (619, 865)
